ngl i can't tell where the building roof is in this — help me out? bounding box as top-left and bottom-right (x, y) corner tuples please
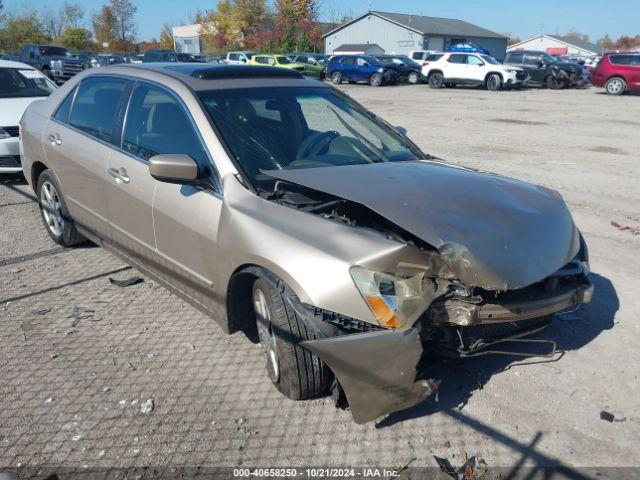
(547, 35), (602, 54)
(333, 44), (384, 52)
(508, 34), (603, 55)
(323, 11), (506, 40)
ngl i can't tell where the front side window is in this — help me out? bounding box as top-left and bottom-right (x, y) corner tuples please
(507, 53), (524, 63)
(198, 87), (426, 190)
(467, 55), (484, 66)
(69, 77), (128, 142)
(479, 55), (499, 65)
(122, 83), (206, 164)
(40, 46), (71, 57)
(0, 68), (56, 98)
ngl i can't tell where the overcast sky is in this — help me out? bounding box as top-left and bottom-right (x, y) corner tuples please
(4, 0), (639, 42)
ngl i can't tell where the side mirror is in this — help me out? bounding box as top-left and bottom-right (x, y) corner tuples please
(394, 125), (408, 136)
(538, 61), (545, 68)
(149, 154), (199, 184)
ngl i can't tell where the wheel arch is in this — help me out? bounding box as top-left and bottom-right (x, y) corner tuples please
(428, 69), (443, 79)
(484, 71), (504, 82)
(31, 161), (49, 191)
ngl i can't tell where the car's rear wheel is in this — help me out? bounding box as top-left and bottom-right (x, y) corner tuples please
(408, 71), (419, 84)
(331, 71), (342, 84)
(370, 73), (383, 87)
(252, 278), (330, 400)
(486, 73), (502, 91)
(605, 77), (627, 95)
(429, 72), (444, 88)
(37, 170), (85, 247)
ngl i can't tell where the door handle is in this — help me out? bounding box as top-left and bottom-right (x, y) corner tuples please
(108, 167), (130, 184)
(47, 133), (62, 146)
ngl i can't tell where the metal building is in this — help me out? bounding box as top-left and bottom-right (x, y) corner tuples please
(323, 11), (508, 60)
(172, 24), (203, 55)
(507, 35), (603, 58)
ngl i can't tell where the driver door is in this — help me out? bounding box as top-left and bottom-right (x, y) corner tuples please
(466, 55), (486, 82)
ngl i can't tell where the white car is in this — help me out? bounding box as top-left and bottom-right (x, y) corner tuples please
(0, 60), (56, 173)
(423, 52), (527, 91)
(409, 50), (437, 67)
(225, 51), (257, 64)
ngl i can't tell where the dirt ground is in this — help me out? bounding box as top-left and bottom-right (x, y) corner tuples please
(1, 84), (639, 478)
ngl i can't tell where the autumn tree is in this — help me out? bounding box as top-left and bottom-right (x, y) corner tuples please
(565, 29), (590, 43)
(274, 0), (322, 52)
(234, 0), (267, 39)
(59, 27), (93, 50)
(613, 35), (640, 50)
(41, 6), (65, 39)
(159, 23), (174, 50)
(92, 5), (116, 49)
(63, 3), (86, 29)
(503, 32), (521, 46)
(110, 0), (138, 49)
(597, 34), (615, 50)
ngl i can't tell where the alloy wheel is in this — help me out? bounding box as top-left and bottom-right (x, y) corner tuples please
(253, 288), (280, 383)
(606, 78), (625, 95)
(40, 181), (64, 237)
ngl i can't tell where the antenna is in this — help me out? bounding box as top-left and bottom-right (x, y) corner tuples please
(368, 0), (373, 11)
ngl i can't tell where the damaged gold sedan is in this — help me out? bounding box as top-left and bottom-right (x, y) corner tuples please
(20, 64), (593, 424)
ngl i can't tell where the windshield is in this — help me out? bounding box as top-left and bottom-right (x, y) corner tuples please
(480, 55), (500, 65)
(40, 46), (71, 57)
(361, 56), (383, 66)
(0, 68), (56, 98)
(276, 56), (292, 64)
(198, 87), (426, 190)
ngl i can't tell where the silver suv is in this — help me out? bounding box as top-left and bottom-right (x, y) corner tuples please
(20, 64), (593, 423)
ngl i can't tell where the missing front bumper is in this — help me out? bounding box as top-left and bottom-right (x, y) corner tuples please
(302, 327), (435, 424)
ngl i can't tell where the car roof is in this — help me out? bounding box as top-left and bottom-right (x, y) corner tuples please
(0, 59), (37, 69)
(81, 63), (324, 92)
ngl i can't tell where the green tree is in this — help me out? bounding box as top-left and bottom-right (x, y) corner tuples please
(503, 32), (521, 46)
(234, 0), (266, 39)
(60, 27), (93, 50)
(0, 12), (49, 53)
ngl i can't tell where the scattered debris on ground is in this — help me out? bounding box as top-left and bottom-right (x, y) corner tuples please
(434, 454), (488, 480)
(67, 306), (95, 326)
(140, 399), (154, 414)
(109, 276), (145, 287)
(610, 221), (640, 236)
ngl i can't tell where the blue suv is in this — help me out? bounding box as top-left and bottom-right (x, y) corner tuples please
(446, 42), (491, 56)
(327, 55), (399, 86)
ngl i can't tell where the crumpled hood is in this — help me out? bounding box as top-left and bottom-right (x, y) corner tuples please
(265, 161), (580, 290)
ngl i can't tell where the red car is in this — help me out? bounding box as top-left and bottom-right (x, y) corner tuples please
(592, 52), (640, 95)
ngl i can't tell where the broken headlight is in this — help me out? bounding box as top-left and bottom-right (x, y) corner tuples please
(350, 266), (441, 329)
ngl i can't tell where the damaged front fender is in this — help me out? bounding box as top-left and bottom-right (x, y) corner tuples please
(302, 328), (436, 423)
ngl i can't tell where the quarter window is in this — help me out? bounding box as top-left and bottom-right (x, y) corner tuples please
(122, 83), (206, 164)
(448, 54), (467, 64)
(69, 77), (128, 143)
(609, 55), (634, 66)
(54, 87), (76, 123)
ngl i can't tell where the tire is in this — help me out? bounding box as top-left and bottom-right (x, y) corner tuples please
(252, 278), (330, 400)
(408, 71), (419, 84)
(370, 73), (383, 87)
(429, 72), (444, 88)
(36, 170), (85, 247)
(546, 75), (565, 90)
(605, 77), (627, 95)
(331, 71), (342, 84)
(486, 73), (502, 91)
(42, 67), (53, 80)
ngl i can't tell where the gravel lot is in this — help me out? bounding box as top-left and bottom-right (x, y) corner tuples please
(1, 84), (639, 478)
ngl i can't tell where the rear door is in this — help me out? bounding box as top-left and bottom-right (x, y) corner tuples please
(43, 76), (129, 237)
(444, 54), (468, 81)
(340, 57), (356, 80)
(631, 56), (640, 89)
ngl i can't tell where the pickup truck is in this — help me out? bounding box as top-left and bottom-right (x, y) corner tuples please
(20, 45), (85, 84)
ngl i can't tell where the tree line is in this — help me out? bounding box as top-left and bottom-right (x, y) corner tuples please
(505, 29), (640, 51)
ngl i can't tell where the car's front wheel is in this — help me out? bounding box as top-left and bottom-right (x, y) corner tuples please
(37, 170), (85, 247)
(546, 75), (565, 90)
(605, 77), (627, 95)
(252, 278), (330, 400)
(370, 73), (383, 87)
(486, 73), (502, 91)
(408, 71), (420, 84)
(331, 71), (342, 84)
(429, 72), (444, 88)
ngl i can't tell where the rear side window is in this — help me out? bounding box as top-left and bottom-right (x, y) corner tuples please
(411, 52), (424, 60)
(448, 54), (467, 64)
(69, 77), (128, 143)
(229, 53), (239, 60)
(524, 54), (541, 65)
(609, 55), (634, 66)
(507, 53), (524, 63)
(341, 57), (355, 65)
(122, 83), (206, 163)
(54, 87), (76, 123)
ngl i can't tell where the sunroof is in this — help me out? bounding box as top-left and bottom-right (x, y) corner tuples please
(165, 64), (304, 80)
